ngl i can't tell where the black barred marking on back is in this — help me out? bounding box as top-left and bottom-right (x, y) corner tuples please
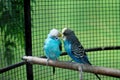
(66, 34), (86, 58)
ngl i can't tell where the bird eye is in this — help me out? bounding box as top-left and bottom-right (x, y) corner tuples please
(55, 37), (58, 39)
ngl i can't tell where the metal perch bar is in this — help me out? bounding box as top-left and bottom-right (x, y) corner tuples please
(22, 56), (120, 78)
(61, 46), (120, 56)
(1, 46), (120, 73)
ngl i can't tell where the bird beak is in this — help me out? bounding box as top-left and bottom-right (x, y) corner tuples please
(58, 33), (62, 37)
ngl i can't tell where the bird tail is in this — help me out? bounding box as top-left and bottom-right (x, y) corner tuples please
(82, 56), (101, 80)
(88, 61), (101, 80)
(94, 73), (101, 80)
(53, 66), (55, 75)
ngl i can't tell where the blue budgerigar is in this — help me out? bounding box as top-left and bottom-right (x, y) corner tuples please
(44, 28), (62, 75)
(62, 28), (101, 80)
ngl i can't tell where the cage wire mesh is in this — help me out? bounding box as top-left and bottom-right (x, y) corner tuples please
(31, 0), (120, 80)
(0, 0), (120, 80)
(0, 0), (26, 80)
(0, 65), (27, 80)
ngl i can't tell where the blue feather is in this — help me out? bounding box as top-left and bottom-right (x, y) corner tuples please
(44, 35), (61, 60)
(64, 40), (90, 64)
(44, 34), (62, 75)
(62, 28), (101, 80)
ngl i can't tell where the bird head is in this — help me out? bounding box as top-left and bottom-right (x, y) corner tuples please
(49, 28), (62, 38)
(62, 28), (74, 38)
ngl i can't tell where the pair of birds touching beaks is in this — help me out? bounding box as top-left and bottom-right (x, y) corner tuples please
(44, 28), (101, 80)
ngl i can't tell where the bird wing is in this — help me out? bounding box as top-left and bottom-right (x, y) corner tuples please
(71, 42), (86, 58)
(69, 35), (86, 58)
(69, 35), (92, 64)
